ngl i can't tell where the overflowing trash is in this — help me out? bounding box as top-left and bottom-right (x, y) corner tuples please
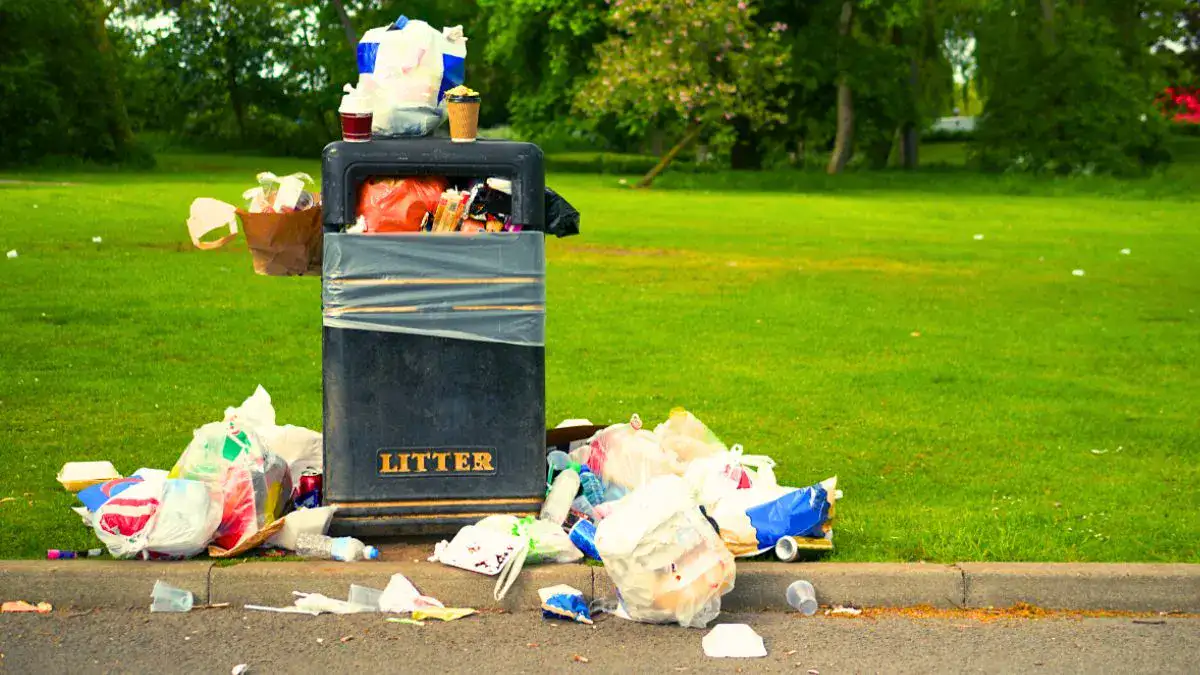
(188, 173), (323, 276)
(422, 409), (840, 628)
(71, 386), (328, 562)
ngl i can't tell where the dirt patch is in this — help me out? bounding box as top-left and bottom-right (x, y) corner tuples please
(825, 602), (1198, 623)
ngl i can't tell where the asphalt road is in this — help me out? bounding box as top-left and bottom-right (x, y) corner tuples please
(1, 610), (1195, 674)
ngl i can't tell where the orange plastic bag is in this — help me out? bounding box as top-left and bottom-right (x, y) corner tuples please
(358, 177), (448, 233)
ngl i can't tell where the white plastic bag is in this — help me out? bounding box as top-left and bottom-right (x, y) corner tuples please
(226, 385), (322, 478)
(475, 515), (582, 565)
(654, 409), (727, 463)
(93, 478), (166, 559)
(144, 478), (223, 559)
(594, 475), (736, 628)
(379, 573), (444, 613)
(682, 445), (776, 511)
(356, 16), (468, 137)
(570, 414), (684, 491)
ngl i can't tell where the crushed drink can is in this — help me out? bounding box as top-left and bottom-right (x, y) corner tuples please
(294, 470), (323, 509)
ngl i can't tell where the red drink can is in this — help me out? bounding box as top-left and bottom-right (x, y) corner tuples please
(295, 470), (323, 508)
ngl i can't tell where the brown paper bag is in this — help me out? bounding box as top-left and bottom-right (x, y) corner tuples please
(237, 206), (324, 276)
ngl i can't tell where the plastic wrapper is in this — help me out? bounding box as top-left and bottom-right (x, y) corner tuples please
(654, 408), (727, 464)
(710, 477), (839, 557)
(475, 515), (582, 565)
(570, 414), (684, 491)
(145, 478), (223, 559)
(169, 421), (292, 551)
(594, 475), (736, 628)
(323, 232), (545, 346)
(357, 177), (448, 233)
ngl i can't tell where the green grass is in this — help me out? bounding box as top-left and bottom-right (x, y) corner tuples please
(1, 152), (1197, 562)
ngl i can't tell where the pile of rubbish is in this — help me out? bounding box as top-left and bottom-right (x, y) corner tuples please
(427, 409), (841, 629)
(61, 386), (336, 561)
(60, 400), (838, 632)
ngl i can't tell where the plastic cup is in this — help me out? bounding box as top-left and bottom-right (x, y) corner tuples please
(447, 95), (480, 142)
(150, 580), (194, 613)
(348, 584), (383, 610)
(785, 579), (817, 616)
(340, 112), (372, 142)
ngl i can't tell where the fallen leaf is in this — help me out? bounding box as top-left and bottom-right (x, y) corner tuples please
(573, 654), (590, 663)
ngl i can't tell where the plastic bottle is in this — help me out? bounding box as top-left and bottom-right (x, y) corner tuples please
(578, 464), (606, 507)
(786, 579), (818, 616)
(571, 495), (596, 520)
(295, 533), (379, 562)
(539, 463), (581, 526)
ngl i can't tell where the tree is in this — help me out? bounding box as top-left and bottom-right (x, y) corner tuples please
(576, 0), (789, 186)
(0, 0), (147, 165)
(972, 0), (1184, 174)
(477, 0), (608, 139)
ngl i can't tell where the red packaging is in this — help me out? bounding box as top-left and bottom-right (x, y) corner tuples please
(358, 177), (448, 233)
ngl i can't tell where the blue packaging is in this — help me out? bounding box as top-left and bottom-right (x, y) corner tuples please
(568, 518), (601, 562)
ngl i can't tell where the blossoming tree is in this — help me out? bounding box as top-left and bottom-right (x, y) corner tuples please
(575, 0), (790, 187)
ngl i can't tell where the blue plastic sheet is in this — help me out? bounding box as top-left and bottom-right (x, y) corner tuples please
(744, 483), (832, 551)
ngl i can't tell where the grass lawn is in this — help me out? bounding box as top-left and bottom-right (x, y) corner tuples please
(0, 151), (1197, 562)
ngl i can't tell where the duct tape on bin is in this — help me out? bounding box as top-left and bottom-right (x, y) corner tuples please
(322, 232), (545, 347)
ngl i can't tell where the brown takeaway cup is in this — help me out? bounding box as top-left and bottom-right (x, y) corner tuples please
(447, 94), (481, 142)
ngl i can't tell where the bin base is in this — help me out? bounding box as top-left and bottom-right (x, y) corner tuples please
(326, 496), (542, 537)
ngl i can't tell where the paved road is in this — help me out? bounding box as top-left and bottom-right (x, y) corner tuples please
(1, 610), (1195, 674)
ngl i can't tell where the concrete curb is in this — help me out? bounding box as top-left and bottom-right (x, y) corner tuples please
(3, 561), (1198, 613)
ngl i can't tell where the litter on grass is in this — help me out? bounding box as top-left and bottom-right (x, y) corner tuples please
(2, 601), (52, 613)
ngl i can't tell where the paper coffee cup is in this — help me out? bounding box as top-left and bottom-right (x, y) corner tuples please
(447, 94), (481, 143)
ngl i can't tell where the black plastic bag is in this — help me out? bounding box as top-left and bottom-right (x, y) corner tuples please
(544, 188), (580, 238)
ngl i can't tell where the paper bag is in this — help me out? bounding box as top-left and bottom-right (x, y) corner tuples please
(238, 206), (323, 276)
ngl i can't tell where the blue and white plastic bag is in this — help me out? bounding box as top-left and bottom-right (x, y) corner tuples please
(710, 476), (839, 557)
(355, 16), (467, 137)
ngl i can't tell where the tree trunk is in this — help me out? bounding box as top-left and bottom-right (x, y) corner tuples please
(900, 57), (920, 170)
(827, 1), (855, 175)
(331, 0), (358, 49)
(730, 116), (762, 170)
(84, 0), (135, 158)
(1040, 0), (1056, 45)
(637, 124), (703, 188)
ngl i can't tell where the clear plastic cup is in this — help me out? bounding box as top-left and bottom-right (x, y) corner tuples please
(150, 580), (194, 613)
(348, 584), (383, 610)
(785, 579), (818, 616)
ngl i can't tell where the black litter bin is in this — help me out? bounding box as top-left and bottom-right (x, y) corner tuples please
(320, 139), (547, 536)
